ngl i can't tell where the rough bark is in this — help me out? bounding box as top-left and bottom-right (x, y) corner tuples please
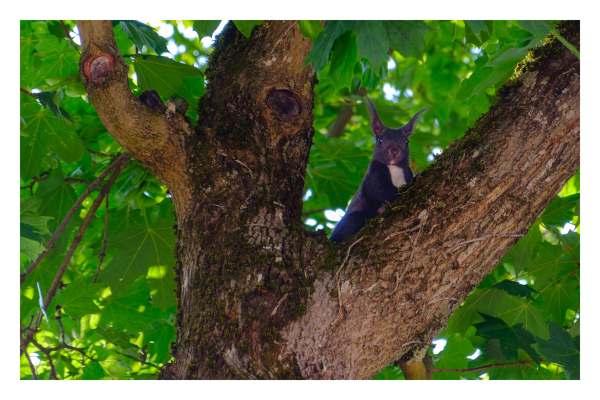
(77, 20), (580, 380)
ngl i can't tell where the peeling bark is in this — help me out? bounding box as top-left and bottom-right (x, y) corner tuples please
(78, 20), (580, 380)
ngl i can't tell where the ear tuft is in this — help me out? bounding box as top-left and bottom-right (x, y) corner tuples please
(366, 98), (385, 138)
(403, 106), (430, 137)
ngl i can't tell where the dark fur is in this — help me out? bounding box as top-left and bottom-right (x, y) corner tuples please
(329, 99), (427, 243)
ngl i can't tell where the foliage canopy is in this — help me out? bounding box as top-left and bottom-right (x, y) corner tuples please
(19, 19), (579, 380)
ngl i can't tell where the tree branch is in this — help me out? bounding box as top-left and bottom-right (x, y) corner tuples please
(77, 20), (195, 216)
(92, 196), (110, 283)
(40, 158), (129, 314)
(433, 361), (532, 374)
(82, 138), (118, 158)
(20, 153), (131, 285)
(279, 28), (580, 379)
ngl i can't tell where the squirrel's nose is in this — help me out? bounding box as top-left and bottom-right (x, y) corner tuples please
(390, 148), (399, 156)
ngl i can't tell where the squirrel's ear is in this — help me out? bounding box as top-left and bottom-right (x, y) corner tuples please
(403, 106), (430, 136)
(366, 98), (385, 138)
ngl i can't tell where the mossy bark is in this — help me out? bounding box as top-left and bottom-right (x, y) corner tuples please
(78, 21), (580, 379)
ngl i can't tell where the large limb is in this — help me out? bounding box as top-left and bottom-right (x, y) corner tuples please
(76, 20), (195, 217)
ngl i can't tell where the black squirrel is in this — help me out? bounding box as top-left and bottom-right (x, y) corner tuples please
(329, 99), (428, 243)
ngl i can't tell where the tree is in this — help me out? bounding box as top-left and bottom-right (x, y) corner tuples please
(20, 20), (579, 380)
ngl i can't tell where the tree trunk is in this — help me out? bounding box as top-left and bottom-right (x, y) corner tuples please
(77, 20), (580, 379)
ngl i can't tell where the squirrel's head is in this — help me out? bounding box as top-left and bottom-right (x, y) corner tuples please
(367, 98), (428, 167)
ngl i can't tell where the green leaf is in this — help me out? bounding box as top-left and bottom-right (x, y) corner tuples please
(53, 278), (101, 319)
(101, 211), (175, 295)
(539, 275), (579, 324)
(531, 242), (577, 290)
(143, 321), (175, 363)
(512, 324), (541, 363)
(20, 21), (36, 87)
(113, 23), (135, 54)
(20, 104), (85, 179)
(107, 208), (146, 240)
(306, 139), (371, 209)
(328, 30), (357, 92)
(473, 314), (539, 363)
(552, 29), (580, 59)
(508, 223), (542, 276)
(232, 21), (262, 38)
(34, 90), (72, 121)
(95, 325), (135, 349)
(517, 21), (555, 41)
(99, 277), (167, 331)
(569, 319), (580, 338)
(493, 280), (538, 301)
(495, 296), (549, 340)
(297, 21), (323, 42)
(132, 54), (203, 116)
(182, 76), (206, 99)
(81, 362), (106, 380)
(193, 20), (221, 39)
(446, 287), (549, 339)
(20, 222), (47, 242)
(474, 313), (519, 361)
(303, 21), (348, 72)
(113, 20), (169, 55)
(341, 21), (389, 71)
(464, 21), (493, 47)
(540, 193), (579, 227)
(20, 236), (46, 259)
(535, 321), (579, 380)
(147, 265), (176, 311)
(433, 333), (476, 379)
(31, 47), (79, 89)
(383, 20), (433, 60)
(34, 170), (80, 256)
(21, 196), (42, 215)
(467, 92), (490, 127)
(456, 45), (529, 101)
(482, 339), (505, 363)
(47, 20), (67, 39)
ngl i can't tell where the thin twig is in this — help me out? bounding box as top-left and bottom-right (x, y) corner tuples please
(20, 171), (50, 195)
(38, 159), (129, 325)
(271, 293), (289, 316)
(92, 196), (110, 283)
(445, 233), (524, 253)
(269, 21), (296, 56)
(20, 315), (37, 334)
(402, 340), (423, 347)
(30, 338), (58, 379)
(234, 159), (253, 177)
(65, 178), (94, 185)
(302, 208), (327, 217)
(273, 201), (285, 208)
(21, 345), (38, 380)
(55, 312), (65, 344)
(83, 138), (118, 158)
(335, 237), (365, 277)
(434, 361), (531, 374)
(60, 20), (81, 53)
(20, 87), (36, 98)
(20, 153), (130, 285)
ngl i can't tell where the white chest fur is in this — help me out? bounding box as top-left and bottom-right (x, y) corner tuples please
(388, 165), (406, 188)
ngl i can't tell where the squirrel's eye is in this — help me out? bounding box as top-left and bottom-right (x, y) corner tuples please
(378, 138), (383, 144)
(406, 140), (409, 145)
